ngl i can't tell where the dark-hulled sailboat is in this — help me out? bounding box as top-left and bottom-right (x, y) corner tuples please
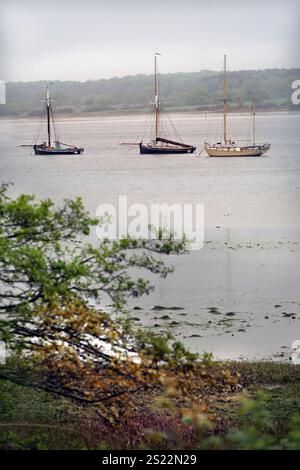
(33, 87), (84, 155)
(139, 53), (196, 155)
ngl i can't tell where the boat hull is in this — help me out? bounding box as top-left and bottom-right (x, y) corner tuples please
(34, 145), (84, 155)
(140, 143), (196, 155)
(205, 144), (270, 157)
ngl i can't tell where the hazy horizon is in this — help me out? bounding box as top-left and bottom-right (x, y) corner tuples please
(1, 0), (299, 82)
(5, 66), (300, 85)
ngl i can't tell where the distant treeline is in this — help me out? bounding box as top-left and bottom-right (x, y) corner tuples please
(1, 68), (300, 116)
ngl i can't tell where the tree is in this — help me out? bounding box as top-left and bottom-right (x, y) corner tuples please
(0, 183), (186, 315)
(5, 68), (300, 116)
(0, 184), (195, 419)
(0, 185), (239, 423)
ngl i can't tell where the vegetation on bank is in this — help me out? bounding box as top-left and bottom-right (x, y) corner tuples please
(1, 362), (300, 450)
(0, 184), (299, 450)
(1, 68), (299, 117)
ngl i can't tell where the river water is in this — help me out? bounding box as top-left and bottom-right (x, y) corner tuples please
(1, 112), (300, 361)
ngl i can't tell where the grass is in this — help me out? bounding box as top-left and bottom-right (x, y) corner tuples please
(0, 361), (300, 449)
(232, 361), (300, 386)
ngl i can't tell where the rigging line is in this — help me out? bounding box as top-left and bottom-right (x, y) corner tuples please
(213, 57), (226, 143)
(142, 89), (156, 142)
(207, 59), (224, 144)
(33, 113), (44, 145)
(50, 108), (57, 143)
(208, 101), (219, 141)
(50, 99), (62, 144)
(49, 91), (70, 146)
(160, 100), (182, 142)
(139, 112), (148, 142)
(162, 112), (171, 140)
(140, 101), (153, 142)
(32, 110), (44, 145)
(159, 103), (167, 138)
(150, 105), (156, 141)
(164, 109), (182, 142)
(147, 106), (153, 141)
(244, 102), (251, 141)
(204, 109), (214, 142)
(32, 89), (46, 145)
(247, 104), (253, 142)
(142, 104), (154, 142)
(209, 101), (220, 143)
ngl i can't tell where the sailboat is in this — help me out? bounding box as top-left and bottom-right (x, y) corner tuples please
(204, 55), (271, 157)
(139, 53), (196, 155)
(33, 87), (84, 155)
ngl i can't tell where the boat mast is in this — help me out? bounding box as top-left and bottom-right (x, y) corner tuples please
(154, 53), (160, 140)
(46, 88), (51, 147)
(223, 54), (228, 145)
(252, 98), (256, 145)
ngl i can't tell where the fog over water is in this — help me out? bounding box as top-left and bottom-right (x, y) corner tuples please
(1, 0), (299, 81)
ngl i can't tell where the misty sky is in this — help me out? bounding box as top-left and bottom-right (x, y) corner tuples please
(0, 0), (299, 82)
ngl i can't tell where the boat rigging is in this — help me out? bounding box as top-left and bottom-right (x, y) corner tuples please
(139, 53), (196, 155)
(204, 55), (271, 157)
(32, 86), (84, 156)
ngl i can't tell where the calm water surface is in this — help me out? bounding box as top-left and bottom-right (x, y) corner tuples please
(1, 112), (300, 360)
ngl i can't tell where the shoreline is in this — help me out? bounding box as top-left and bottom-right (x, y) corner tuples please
(1, 107), (299, 121)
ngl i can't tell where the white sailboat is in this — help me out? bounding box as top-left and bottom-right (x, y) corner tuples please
(204, 55), (271, 157)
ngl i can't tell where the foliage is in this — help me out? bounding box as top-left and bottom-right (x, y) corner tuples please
(0, 185), (241, 425)
(144, 388), (300, 450)
(3, 185), (297, 451)
(211, 393), (300, 450)
(3, 68), (300, 116)
(1, 373), (300, 450)
(0, 183), (186, 316)
(0, 297), (239, 423)
(0, 184), (192, 418)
